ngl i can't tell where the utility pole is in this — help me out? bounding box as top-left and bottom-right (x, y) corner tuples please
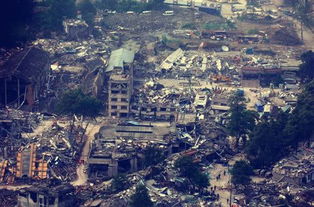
(228, 164), (232, 207)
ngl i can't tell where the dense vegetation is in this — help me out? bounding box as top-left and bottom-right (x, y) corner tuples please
(284, 0), (313, 27)
(174, 156), (209, 189)
(56, 89), (102, 118)
(227, 91), (258, 148)
(245, 79), (314, 168)
(231, 160), (254, 185)
(0, 0), (166, 47)
(143, 146), (166, 167)
(298, 50), (314, 83)
(0, 0), (34, 47)
(96, 0), (166, 13)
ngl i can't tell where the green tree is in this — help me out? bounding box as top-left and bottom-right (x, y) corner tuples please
(174, 156), (198, 178)
(111, 174), (129, 192)
(56, 89), (102, 117)
(130, 184), (154, 207)
(230, 160), (253, 185)
(77, 0), (96, 25)
(95, 0), (118, 10)
(289, 0), (313, 39)
(56, 89), (102, 140)
(0, 0), (34, 47)
(39, 0), (76, 31)
(227, 92), (258, 148)
(174, 156), (209, 188)
(246, 112), (288, 168)
(298, 50), (314, 83)
(146, 0), (166, 10)
(285, 80), (314, 147)
(143, 146), (165, 167)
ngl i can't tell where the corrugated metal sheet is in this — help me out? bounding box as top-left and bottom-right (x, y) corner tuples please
(106, 48), (135, 72)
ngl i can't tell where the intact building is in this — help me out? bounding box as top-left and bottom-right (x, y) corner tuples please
(107, 48), (135, 118)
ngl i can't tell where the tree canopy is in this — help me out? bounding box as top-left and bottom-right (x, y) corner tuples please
(0, 0), (34, 47)
(246, 111), (288, 168)
(298, 50), (314, 83)
(96, 0), (166, 12)
(227, 91), (258, 147)
(143, 146), (165, 167)
(77, 0), (97, 25)
(130, 184), (154, 207)
(285, 80), (314, 146)
(174, 156), (209, 188)
(246, 80), (314, 168)
(231, 160), (253, 185)
(38, 0), (77, 31)
(56, 89), (102, 117)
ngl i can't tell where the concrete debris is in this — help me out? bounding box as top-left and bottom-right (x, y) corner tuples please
(0, 1), (312, 207)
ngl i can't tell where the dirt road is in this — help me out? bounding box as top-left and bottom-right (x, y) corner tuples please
(269, 0), (314, 49)
(71, 122), (102, 186)
(287, 15), (314, 50)
(208, 154), (245, 207)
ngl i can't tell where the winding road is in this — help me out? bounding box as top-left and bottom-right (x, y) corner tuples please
(71, 122), (101, 186)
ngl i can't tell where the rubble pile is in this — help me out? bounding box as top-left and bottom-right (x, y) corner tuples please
(1, 1), (313, 206)
(0, 189), (17, 207)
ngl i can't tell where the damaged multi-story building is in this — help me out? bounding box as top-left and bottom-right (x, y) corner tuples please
(240, 65), (282, 87)
(17, 184), (76, 207)
(88, 121), (176, 179)
(0, 47), (50, 110)
(107, 48), (135, 118)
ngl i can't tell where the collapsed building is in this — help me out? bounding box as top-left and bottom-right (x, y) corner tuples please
(16, 143), (48, 179)
(131, 81), (178, 121)
(17, 183), (77, 207)
(240, 65), (282, 87)
(0, 47), (50, 110)
(88, 121), (177, 179)
(272, 147), (314, 187)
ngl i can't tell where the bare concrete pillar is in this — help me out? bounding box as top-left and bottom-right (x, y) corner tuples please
(108, 161), (118, 177)
(17, 78), (20, 106)
(130, 157), (138, 172)
(4, 78), (7, 106)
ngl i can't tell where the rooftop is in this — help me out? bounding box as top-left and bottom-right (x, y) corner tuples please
(106, 48), (135, 72)
(0, 47), (49, 80)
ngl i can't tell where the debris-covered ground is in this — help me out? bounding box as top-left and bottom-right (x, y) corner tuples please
(0, 0), (313, 207)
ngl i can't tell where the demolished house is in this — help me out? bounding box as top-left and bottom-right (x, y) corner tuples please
(17, 183), (77, 207)
(16, 143), (48, 179)
(159, 48), (184, 70)
(272, 147), (314, 187)
(131, 81), (178, 121)
(0, 47), (50, 110)
(107, 48), (135, 118)
(240, 65), (282, 87)
(88, 121), (176, 179)
(82, 57), (106, 98)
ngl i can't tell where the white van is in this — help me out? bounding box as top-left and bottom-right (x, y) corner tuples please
(163, 10), (174, 16)
(142, 10), (151, 14)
